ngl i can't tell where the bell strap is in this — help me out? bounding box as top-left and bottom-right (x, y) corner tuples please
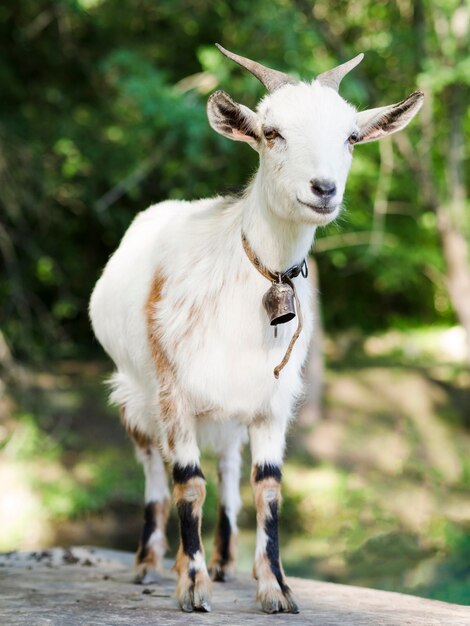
(241, 233), (308, 283)
(241, 232), (307, 379)
(272, 275), (303, 379)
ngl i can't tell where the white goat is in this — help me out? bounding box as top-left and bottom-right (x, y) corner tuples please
(89, 45), (423, 614)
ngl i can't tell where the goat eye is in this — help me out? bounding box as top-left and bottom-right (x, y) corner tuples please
(263, 128), (281, 141)
(348, 131), (360, 144)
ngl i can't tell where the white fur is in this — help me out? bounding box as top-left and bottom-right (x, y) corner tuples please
(90, 190), (314, 461)
(191, 550), (208, 574)
(135, 446), (170, 503)
(200, 420), (246, 529)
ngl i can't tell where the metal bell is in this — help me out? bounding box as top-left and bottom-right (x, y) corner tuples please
(262, 279), (296, 326)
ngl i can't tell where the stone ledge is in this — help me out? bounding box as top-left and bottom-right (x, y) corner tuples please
(0, 547), (469, 625)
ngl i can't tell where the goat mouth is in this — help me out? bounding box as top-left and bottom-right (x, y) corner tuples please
(297, 198), (337, 214)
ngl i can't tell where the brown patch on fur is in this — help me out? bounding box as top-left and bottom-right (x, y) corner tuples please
(188, 302), (201, 324)
(148, 275), (209, 361)
(167, 425), (176, 452)
(145, 273), (186, 454)
(120, 406), (153, 449)
(138, 550), (156, 567)
(145, 273), (173, 378)
(174, 476), (206, 517)
(253, 551), (274, 582)
(158, 380), (178, 436)
(154, 498), (171, 541)
(174, 544), (189, 576)
(126, 423), (153, 450)
(252, 476), (282, 526)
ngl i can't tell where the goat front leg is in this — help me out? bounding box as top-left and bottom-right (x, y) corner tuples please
(166, 420), (211, 612)
(173, 462), (211, 612)
(156, 376), (212, 612)
(249, 417), (299, 614)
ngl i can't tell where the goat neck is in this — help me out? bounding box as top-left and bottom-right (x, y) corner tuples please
(241, 168), (316, 273)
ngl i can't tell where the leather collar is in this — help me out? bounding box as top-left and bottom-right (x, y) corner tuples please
(241, 232), (308, 283)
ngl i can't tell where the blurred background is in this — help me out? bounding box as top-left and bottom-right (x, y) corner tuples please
(1, 0), (469, 606)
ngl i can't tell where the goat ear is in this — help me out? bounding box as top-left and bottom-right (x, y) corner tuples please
(356, 91), (424, 144)
(207, 90), (260, 147)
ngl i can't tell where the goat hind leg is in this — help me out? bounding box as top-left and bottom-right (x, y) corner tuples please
(209, 435), (243, 582)
(133, 439), (170, 584)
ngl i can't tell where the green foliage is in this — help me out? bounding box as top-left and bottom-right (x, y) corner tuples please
(421, 525), (470, 605)
(1, 1), (469, 358)
(2, 410), (143, 518)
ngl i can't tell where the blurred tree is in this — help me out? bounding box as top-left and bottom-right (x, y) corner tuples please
(0, 0), (468, 362)
(405, 0), (470, 366)
(301, 0), (470, 362)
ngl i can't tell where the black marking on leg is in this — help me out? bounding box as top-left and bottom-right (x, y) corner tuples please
(264, 500), (288, 593)
(188, 566), (196, 583)
(254, 463), (282, 483)
(177, 500), (201, 558)
(173, 463), (205, 484)
(137, 502), (156, 562)
(217, 506), (231, 566)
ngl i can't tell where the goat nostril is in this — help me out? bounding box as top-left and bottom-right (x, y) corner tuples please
(310, 178), (336, 198)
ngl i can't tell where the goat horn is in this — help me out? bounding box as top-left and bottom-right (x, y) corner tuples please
(317, 53), (364, 91)
(215, 43), (298, 93)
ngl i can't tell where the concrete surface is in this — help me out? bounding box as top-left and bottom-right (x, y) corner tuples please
(0, 547), (469, 625)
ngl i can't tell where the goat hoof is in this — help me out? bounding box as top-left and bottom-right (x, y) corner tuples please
(179, 592), (212, 613)
(209, 563), (232, 582)
(198, 600), (212, 612)
(211, 567), (226, 582)
(193, 579), (212, 612)
(181, 597), (194, 613)
(259, 586), (299, 614)
(134, 566), (160, 585)
(177, 569), (212, 613)
(140, 570), (160, 585)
